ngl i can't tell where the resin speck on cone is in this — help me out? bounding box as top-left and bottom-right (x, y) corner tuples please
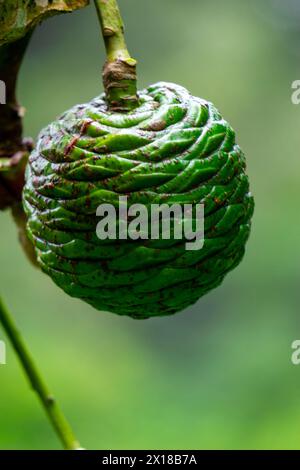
(23, 82), (254, 318)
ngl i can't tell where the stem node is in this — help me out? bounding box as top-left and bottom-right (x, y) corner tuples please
(94, 0), (139, 112)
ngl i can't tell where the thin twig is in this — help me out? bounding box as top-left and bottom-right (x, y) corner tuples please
(0, 296), (82, 450)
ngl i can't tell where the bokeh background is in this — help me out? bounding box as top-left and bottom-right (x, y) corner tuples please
(1, 0), (300, 450)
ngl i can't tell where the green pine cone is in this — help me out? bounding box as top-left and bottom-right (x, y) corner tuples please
(23, 82), (254, 318)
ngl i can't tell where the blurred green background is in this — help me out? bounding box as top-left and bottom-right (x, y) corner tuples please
(1, 0), (300, 450)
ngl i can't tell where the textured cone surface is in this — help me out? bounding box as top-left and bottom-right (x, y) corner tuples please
(23, 82), (254, 318)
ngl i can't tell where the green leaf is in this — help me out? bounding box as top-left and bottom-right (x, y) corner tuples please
(0, 0), (89, 46)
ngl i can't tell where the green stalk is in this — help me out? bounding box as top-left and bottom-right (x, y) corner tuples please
(94, 0), (139, 112)
(0, 296), (81, 450)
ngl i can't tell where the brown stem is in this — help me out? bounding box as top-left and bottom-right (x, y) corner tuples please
(0, 31), (33, 211)
(0, 32), (32, 156)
